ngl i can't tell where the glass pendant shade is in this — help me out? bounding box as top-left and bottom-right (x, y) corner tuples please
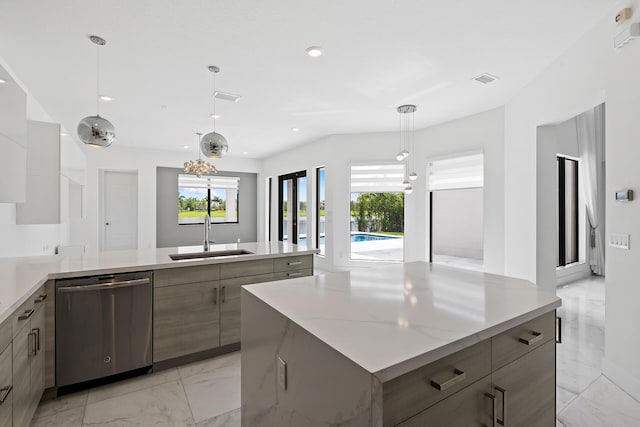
(77, 115), (116, 147)
(409, 172), (418, 181)
(201, 132), (228, 158)
(396, 150), (409, 161)
(183, 159), (217, 178)
(404, 184), (413, 194)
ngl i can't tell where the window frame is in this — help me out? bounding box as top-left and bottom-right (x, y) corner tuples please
(316, 166), (325, 256)
(557, 156), (579, 267)
(177, 174), (240, 226)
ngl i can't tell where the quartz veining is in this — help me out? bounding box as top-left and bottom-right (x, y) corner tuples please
(244, 261), (561, 382)
(0, 242), (317, 324)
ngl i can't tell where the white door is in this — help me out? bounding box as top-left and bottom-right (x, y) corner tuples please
(103, 171), (138, 251)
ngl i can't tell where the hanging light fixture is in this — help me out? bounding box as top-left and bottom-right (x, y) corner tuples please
(201, 66), (229, 158)
(395, 104), (417, 193)
(184, 133), (217, 177)
(77, 35), (116, 148)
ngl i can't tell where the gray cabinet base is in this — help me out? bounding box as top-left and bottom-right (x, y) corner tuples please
(153, 342), (241, 372)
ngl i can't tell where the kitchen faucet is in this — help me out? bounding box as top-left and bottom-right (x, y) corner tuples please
(203, 214), (214, 251)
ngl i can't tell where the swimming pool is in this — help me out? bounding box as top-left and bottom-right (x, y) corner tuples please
(290, 233), (401, 243)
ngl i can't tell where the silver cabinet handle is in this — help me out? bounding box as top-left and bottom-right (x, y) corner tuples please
(430, 368), (466, 391)
(35, 294), (47, 303)
(221, 286), (226, 304)
(287, 272), (303, 277)
(213, 287), (218, 305)
(28, 332), (37, 356)
(495, 386), (506, 426)
(18, 308), (34, 320)
(58, 278), (150, 293)
(33, 327), (41, 353)
(288, 261), (303, 266)
(519, 331), (544, 345)
(485, 392), (497, 427)
(0, 385), (12, 404)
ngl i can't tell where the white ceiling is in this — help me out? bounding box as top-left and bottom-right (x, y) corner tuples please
(0, 0), (614, 159)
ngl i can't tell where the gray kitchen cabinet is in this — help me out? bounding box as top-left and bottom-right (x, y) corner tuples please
(28, 305), (45, 420)
(0, 336), (12, 427)
(16, 120), (61, 224)
(153, 280), (220, 362)
(12, 311), (31, 427)
(0, 63), (27, 203)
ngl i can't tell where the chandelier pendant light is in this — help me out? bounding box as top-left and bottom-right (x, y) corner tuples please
(77, 35), (116, 148)
(395, 104), (417, 194)
(184, 133), (217, 178)
(201, 66), (229, 159)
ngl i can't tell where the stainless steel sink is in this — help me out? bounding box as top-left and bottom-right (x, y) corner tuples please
(169, 249), (254, 261)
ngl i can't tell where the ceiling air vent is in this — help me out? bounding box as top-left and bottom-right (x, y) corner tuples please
(213, 91), (242, 102)
(472, 73), (499, 84)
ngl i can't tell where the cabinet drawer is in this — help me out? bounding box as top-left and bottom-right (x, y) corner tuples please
(492, 311), (556, 371)
(220, 259), (273, 279)
(274, 255), (313, 272)
(11, 285), (44, 338)
(383, 339), (491, 427)
(396, 374), (492, 427)
(155, 264), (220, 287)
(0, 318), (10, 354)
(0, 343), (12, 427)
(220, 273), (276, 287)
(273, 269), (313, 280)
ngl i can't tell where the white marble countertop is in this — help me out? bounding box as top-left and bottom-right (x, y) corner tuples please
(0, 242), (317, 325)
(244, 261), (561, 382)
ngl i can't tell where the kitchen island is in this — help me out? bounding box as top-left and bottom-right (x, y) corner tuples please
(241, 261), (561, 426)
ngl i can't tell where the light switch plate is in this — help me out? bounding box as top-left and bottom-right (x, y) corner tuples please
(277, 357), (287, 390)
(609, 233), (630, 249)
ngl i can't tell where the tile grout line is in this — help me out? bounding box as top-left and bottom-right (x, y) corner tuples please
(178, 375), (198, 426)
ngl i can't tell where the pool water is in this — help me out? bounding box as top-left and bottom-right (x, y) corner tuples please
(291, 233), (400, 243)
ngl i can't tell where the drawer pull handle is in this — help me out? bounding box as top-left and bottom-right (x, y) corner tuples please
(519, 331), (544, 345)
(221, 286), (227, 303)
(213, 288), (218, 305)
(495, 386), (507, 426)
(484, 392), (497, 427)
(35, 294), (48, 303)
(288, 261), (303, 266)
(28, 332), (37, 356)
(0, 385), (12, 404)
(18, 308), (34, 320)
(430, 368), (466, 391)
(287, 272), (303, 277)
(556, 316), (562, 344)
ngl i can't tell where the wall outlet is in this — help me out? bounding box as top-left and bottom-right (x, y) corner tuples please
(609, 233), (630, 250)
(615, 8), (632, 26)
(277, 357), (287, 390)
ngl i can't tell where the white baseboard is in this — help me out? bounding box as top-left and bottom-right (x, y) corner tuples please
(603, 357), (640, 402)
(556, 262), (591, 286)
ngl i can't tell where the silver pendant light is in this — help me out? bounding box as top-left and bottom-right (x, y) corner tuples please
(77, 35), (116, 148)
(395, 104), (417, 194)
(184, 133), (217, 178)
(201, 66), (228, 158)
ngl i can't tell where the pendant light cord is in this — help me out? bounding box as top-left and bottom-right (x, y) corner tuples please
(212, 70), (217, 134)
(96, 42), (100, 115)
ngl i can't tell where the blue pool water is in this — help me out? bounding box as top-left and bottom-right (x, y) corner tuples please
(292, 233), (400, 243)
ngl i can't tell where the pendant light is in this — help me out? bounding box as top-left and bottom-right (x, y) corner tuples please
(184, 133), (217, 178)
(77, 35), (116, 148)
(201, 66), (228, 158)
(395, 104), (417, 194)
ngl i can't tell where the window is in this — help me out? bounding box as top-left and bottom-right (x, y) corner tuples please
(557, 156), (579, 267)
(178, 174), (239, 225)
(349, 164), (404, 262)
(316, 167), (325, 256)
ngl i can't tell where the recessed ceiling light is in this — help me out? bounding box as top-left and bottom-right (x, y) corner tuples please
(210, 114), (221, 119)
(183, 145), (190, 149)
(291, 127), (300, 132)
(60, 132), (68, 136)
(243, 151), (248, 155)
(0, 79), (7, 84)
(305, 46), (324, 57)
(99, 95), (114, 101)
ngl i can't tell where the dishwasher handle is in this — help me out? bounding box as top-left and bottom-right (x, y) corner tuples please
(58, 278), (150, 293)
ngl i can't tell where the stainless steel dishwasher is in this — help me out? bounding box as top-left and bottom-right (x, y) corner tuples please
(56, 271), (153, 388)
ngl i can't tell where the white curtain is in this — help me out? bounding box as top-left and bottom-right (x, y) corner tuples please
(576, 104), (605, 275)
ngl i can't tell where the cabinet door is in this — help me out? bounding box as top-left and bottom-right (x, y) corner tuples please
(12, 321), (31, 427)
(396, 375), (493, 427)
(29, 305), (45, 419)
(491, 340), (555, 427)
(219, 273), (276, 346)
(153, 281), (220, 362)
(0, 343), (12, 427)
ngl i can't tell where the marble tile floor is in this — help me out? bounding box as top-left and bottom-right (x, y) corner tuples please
(31, 274), (640, 426)
(556, 275), (640, 426)
(31, 351), (242, 427)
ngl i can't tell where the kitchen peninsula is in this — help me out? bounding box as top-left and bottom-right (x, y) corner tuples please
(241, 262), (561, 426)
(0, 242), (317, 427)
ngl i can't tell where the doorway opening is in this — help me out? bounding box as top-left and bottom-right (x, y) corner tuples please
(428, 152), (484, 271)
(278, 170), (307, 246)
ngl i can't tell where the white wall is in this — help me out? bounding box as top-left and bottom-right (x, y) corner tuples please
(0, 56), (87, 258)
(503, 0), (640, 400)
(83, 146), (261, 253)
(260, 107), (504, 273)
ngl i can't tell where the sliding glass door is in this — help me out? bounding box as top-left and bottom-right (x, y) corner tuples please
(278, 170), (307, 245)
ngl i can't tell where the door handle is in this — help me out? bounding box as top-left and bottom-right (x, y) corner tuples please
(287, 272), (303, 277)
(19, 308), (34, 321)
(35, 293), (47, 304)
(495, 386), (507, 425)
(213, 287), (218, 305)
(33, 327), (41, 353)
(288, 261), (303, 266)
(430, 368), (466, 391)
(0, 385), (12, 404)
(484, 392), (497, 427)
(519, 331), (544, 345)
(221, 286), (226, 303)
(105, 222), (111, 226)
(28, 332), (37, 356)
(58, 278), (150, 293)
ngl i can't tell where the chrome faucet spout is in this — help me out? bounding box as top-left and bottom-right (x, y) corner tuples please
(204, 214), (212, 251)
